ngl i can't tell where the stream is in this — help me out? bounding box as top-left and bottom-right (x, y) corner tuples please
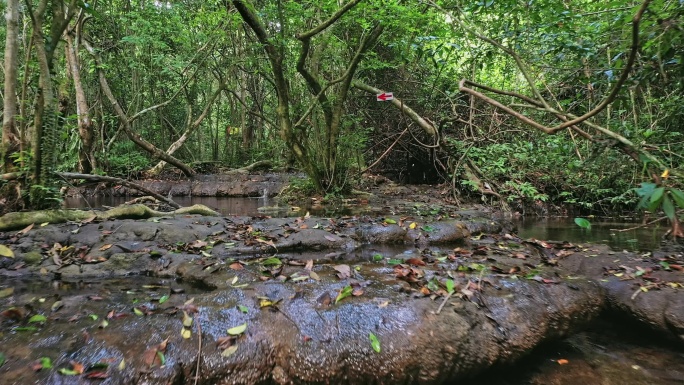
(58, 196), (684, 385)
(65, 196), (667, 251)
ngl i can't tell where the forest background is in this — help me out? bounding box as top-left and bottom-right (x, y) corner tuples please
(1, 0), (683, 231)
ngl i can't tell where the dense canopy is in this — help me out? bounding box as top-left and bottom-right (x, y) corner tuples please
(1, 0), (683, 231)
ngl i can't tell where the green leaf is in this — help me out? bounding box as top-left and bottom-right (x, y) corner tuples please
(670, 189), (684, 208)
(574, 218), (591, 229)
(227, 323), (247, 335)
(262, 257), (282, 266)
(335, 285), (353, 304)
(0, 352), (5, 368)
(446, 279), (455, 294)
(634, 182), (656, 198)
(384, 218), (397, 224)
(221, 344), (238, 357)
(237, 305), (249, 314)
(13, 326), (38, 332)
(133, 307), (144, 316)
(650, 187), (665, 203)
(40, 357), (53, 369)
(156, 351), (166, 366)
(662, 195), (675, 219)
(0, 287), (14, 298)
(89, 314), (98, 320)
(28, 314), (47, 323)
(158, 295), (169, 304)
(387, 259), (402, 265)
(421, 225), (436, 233)
(0, 245), (14, 258)
(369, 332), (381, 353)
(647, 196), (663, 212)
(58, 368), (79, 376)
(372, 253), (383, 261)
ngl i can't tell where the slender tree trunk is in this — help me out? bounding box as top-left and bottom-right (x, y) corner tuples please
(27, 0), (51, 183)
(25, 0), (78, 183)
(65, 32), (95, 174)
(2, 0), (20, 173)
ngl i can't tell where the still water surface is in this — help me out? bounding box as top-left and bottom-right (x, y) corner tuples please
(514, 217), (667, 251)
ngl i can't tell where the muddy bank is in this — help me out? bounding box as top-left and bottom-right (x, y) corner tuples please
(0, 210), (682, 384)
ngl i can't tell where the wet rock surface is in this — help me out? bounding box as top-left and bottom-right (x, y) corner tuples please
(1, 186), (683, 384)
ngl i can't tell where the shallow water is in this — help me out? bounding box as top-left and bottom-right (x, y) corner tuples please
(65, 196), (668, 251)
(515, 217), (668, 251)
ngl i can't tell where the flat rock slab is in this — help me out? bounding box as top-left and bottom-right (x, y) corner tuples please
(0, 267), (602, 385)
(0, 213), (683, 384)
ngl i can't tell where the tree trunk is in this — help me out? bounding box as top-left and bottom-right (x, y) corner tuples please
(65, 32), (95, 174)
(2, 0), (20, 173)
(25, 0), (78, 183)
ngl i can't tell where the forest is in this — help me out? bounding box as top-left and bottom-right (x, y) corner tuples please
(1, 0), (683, 232)
(2, 2), (684, 384)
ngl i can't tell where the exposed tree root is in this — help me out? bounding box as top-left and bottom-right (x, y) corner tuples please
(0, 204), (219, 232)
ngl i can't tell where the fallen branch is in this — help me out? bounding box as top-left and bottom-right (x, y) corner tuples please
(224, 160), (273, 174)
(0, 204), (219, 231)
(56, 172), (181, 209)
(610, 216), (668, 232)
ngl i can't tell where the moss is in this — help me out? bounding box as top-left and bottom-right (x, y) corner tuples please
(23, 251), (44, 266)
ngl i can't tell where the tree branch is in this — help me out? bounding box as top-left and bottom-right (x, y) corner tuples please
(353, 81), (437, 137)
(295, 0), (363, 40)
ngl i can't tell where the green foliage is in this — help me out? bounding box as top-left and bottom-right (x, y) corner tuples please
(2, 0), (681, 215)
(634, 182), (684, 221)
(278, 177), (318, 203)
(105, 142), (151, 177)
(26, 185), (62, 210)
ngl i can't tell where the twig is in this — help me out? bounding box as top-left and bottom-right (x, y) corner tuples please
(194, 310), (202, 385)
(435, 291), (454, 315)
(56, 173), (94, 211)
(611, 216), (667, 232)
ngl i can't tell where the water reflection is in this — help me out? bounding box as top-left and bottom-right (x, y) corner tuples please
(515, 217), (666, 251)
